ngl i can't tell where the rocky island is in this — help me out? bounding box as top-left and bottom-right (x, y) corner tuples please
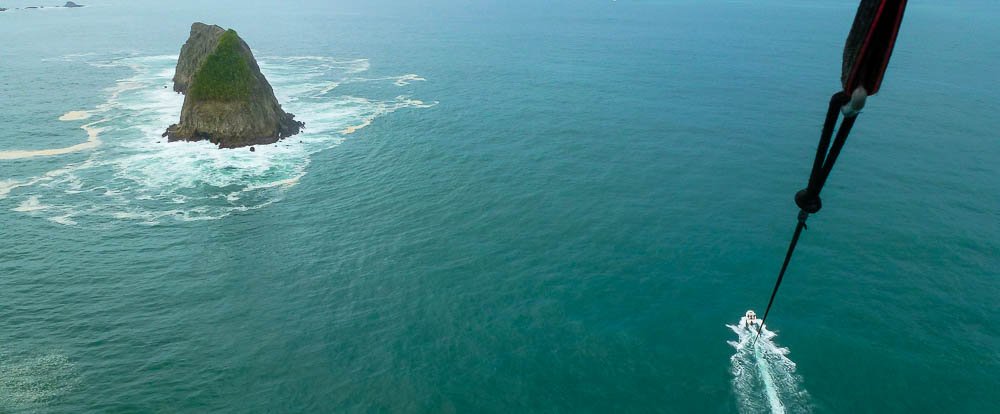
(164, 23), (303, 148)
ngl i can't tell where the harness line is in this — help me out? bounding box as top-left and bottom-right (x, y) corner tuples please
(752, 0), (908, 346)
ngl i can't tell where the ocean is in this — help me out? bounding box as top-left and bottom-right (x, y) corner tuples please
(1, 0), (997, 412)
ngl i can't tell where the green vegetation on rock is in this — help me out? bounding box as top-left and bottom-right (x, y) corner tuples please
(165, 23), (303, 147)
(188, 30), (254, 101)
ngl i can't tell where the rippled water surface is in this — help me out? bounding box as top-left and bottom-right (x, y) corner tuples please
(1, 1), (997, 412)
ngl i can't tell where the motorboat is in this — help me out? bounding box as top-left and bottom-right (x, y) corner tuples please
(743, 310), (762, 331)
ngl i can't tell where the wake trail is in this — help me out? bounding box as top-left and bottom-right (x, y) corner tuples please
(728, 317), (811, 414)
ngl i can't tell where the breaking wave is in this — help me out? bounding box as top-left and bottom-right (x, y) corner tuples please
(0, 54), (435, 225)
(728, 316), (811, 414)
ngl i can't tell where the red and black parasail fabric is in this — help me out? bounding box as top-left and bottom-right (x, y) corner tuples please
(841, 0), (908, 95)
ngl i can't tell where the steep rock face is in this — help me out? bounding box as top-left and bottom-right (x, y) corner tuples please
(171, 23), (225, 94)
(164, 23), (303, 148)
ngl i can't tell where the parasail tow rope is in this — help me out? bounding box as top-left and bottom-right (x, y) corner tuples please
(753, 0), (908, 347)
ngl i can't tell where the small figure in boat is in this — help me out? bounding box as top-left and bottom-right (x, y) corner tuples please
(744, 310), (761, 330)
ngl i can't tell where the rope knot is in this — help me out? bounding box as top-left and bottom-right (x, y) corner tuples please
(795, 189), (822, 214)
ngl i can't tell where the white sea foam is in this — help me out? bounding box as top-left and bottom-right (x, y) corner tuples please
(13, 196), (48, 212)
(0, 353), (81, 409)
(345, 73), (428, 87)
(0, 179), (28, 199)
(394, 74), (427, 86)
(4, 54), (434, 225)
(48, 215), (78, 226)
(728, 317), (811, 414)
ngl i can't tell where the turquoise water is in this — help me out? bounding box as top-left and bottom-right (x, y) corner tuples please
(1, 1), (997, 412)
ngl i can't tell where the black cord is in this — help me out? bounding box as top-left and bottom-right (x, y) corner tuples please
(753, 92), (859, 346)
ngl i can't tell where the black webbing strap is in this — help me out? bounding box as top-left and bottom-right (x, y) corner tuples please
(753, 92), (858, 344)
(751, 0), (908, 345)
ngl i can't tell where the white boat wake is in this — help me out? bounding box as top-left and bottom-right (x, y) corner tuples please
(728, 315), (811, 414)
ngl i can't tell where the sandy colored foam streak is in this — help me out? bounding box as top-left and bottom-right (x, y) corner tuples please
(340, 119), (373, 135)
(0, 78), (145, 160)
(0, 113), (103, 160)
(58, 111), (91, 121)
(338, 98), (435, 135)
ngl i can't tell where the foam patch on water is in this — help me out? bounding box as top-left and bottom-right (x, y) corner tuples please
(728, 317), (811, 414)
(2, 54), (435, 225)
(347, 73), (427, 87)
(13, 196), (49, 212)
(58, 111), (91, 121)
(0, 353), (81, 409)
(0, 123), (103, 160)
